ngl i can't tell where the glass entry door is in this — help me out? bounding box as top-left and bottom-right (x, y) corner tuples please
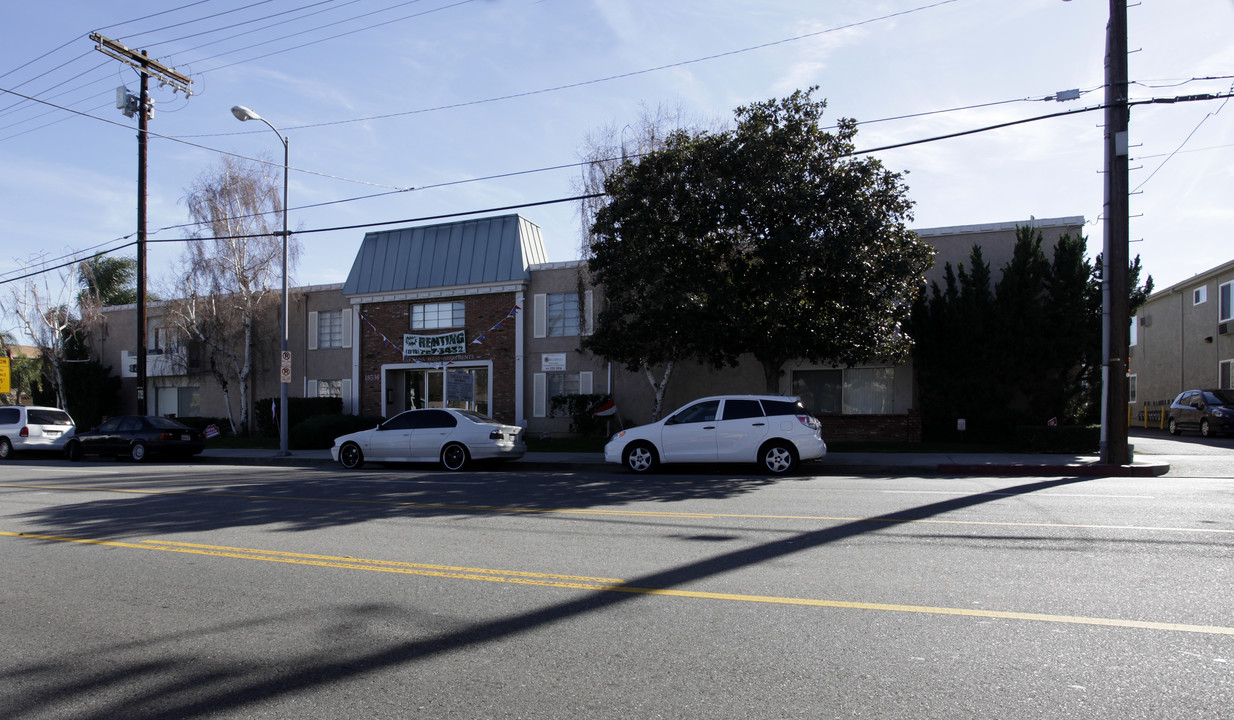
(405, 367), (489, 416)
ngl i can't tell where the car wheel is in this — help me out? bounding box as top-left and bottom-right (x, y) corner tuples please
(130, 442), (148, 462)
(65, 440), (83, 462)
(339, 442), (364, 469)
(623, 442), (658, 474)
(760, 441), (798, 475)
(441, 443), (469, 471)
(0, 437), (11, 460)
(1201, 419), (1211, 438)
(1167, 418), (1180, 436)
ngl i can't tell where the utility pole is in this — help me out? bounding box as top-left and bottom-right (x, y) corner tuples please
(1100, 0), (1131, 465)
(91, 34), (192, 415)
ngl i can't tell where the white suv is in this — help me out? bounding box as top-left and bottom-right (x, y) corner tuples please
(0, 405), (76, 459)
(604, 395), (826, 474)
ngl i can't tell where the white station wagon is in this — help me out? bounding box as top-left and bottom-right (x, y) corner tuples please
(604, 395), (826, 474)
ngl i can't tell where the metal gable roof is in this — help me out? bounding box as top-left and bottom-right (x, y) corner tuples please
(342, 215), (548, 297)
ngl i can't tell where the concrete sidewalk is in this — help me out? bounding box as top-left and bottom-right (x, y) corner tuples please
(197, 447), (1170, 477)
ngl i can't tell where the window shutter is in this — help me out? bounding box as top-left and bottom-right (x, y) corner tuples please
(533, 294), (547, 338)
(583, 290), (593, 335)
(580, 371), (593, 395)
(533, 373), (547, 417)
(308, 311), (319, 350)
(341, 378), (353, 413)
(306, 379), (318, 397)
(342, 309), (353, 349)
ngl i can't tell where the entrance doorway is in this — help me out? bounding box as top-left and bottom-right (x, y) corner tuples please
(401, 367), (490, 416)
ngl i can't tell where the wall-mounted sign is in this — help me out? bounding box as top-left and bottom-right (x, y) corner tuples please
(541, 353), (567, 372)
(404, 330), (467, 356)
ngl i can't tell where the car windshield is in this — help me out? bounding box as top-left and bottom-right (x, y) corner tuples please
(147, 417), (189, 430)
(1204, 389), (1234, 405)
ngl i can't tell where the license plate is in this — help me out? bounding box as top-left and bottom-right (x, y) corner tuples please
(181, 434), (192, 441)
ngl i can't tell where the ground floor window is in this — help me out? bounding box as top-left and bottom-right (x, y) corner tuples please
(317, 379), (343, 398)
(154, 386), (200, 417)
(1221, 359), (1233, 390)
(1128, 374), (1137, 404)
(792, 367), (894, 415)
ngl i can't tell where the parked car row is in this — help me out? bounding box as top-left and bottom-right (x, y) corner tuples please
(0, 407), (205, 462)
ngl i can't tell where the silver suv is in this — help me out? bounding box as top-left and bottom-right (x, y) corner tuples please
(0, 405), (76, 459)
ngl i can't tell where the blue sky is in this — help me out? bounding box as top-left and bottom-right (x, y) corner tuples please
(2, 0), (1233, 339)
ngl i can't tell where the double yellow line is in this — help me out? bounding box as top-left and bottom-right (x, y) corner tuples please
(4, 530), (1233, 636)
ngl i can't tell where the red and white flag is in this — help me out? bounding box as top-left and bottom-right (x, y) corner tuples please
(203, 424), (221, 439)
(592, 399), (617, 417)
(1047, 417), (1058, 427)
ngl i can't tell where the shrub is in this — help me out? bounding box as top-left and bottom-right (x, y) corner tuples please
(290, 413), (385, 450)
(256, 397), (344, 438)
(1014, 425), (1100, 453)
(549, 393), (612, 436)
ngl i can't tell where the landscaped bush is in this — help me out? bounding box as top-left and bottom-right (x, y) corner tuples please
(290, 413), (385, 450)
(1014, 425), (1101, 453)
(549, 393), (612, 436)
(256, 397), (345, 438)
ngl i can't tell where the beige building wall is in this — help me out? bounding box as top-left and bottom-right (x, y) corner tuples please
(1129, 260), (1234, 424)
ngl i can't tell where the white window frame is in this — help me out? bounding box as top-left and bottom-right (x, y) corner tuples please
(1220, 281), (1233, 323)
(308, 309), (352, 350)
(1194, 286), (1208, 305)
(1128, 374), (1137, 405)
(533, 291), (593, 339)
(1221, 360), (1233, 391)
(411, 302), (464, 330)
(532, 370), (593, 417)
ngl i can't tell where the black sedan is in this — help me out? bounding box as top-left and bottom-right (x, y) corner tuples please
(65, 415), (205, 462)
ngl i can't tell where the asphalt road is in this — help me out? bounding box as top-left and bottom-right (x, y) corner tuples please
(1, 449), (1231, 719)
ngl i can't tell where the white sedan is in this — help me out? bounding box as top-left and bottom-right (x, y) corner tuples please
(604, 395), (827, 474)
(332, 408), (526, 470)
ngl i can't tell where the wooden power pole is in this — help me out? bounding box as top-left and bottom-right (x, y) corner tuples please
(90, 34), (192, 415)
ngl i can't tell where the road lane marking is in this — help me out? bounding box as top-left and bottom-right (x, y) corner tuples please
(2, 481), (1232, 534)
(3, 530), (1232, 637)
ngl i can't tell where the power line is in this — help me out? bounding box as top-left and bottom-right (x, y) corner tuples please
(190, 0), (962, 137)
(5, 90), (1232, 287)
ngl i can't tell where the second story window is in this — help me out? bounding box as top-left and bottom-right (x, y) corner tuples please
(412, 302), (464, 330)
(546, 292), (580, 337)
(317, 310), (344, 348)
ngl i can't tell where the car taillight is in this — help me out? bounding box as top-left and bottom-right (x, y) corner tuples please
(157, 432), (175, 441)
(490, 429), (503, 439)
(19, 426), (29, 437)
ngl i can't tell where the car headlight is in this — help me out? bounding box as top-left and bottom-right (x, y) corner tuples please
(1212, 408), (1229, 418)
(610, 430), (626, 442)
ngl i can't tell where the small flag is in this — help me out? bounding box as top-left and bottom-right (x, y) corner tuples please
(1047, 417), (1058, 427)
(203, 424), (220, 439)
(593, 399), (617, 417)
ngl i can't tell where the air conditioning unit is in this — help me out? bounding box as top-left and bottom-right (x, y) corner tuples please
(1220, 322), (1230, 335)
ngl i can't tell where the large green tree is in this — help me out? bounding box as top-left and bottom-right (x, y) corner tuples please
(717, 90), (932, 391)
(910, 227), (1153, 440)
(587, 88), (933, 409)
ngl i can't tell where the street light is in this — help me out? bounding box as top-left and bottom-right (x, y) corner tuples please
(231, 105), (290, 456)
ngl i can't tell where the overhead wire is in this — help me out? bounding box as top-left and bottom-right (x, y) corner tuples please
(9, 91), (1231, 288)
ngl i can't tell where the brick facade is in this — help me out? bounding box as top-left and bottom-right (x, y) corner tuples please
(356, 291), (520, 423)
(815, 411), (923, 443)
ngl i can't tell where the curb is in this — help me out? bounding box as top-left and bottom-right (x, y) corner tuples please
(194, 454), (1172, 477)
